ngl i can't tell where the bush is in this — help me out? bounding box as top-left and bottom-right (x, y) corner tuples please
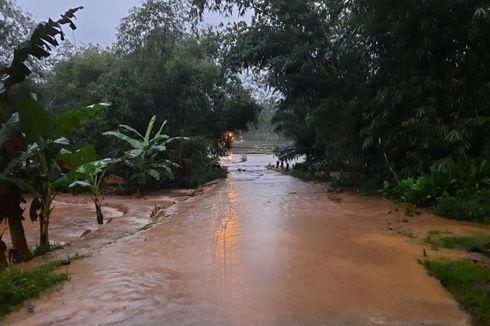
(167, 137), (229, 188)
(382, 173), (450, 207)
(186, 167), (228, 188)
(434, 190), (490, 224)
(382, 160), (490, 207)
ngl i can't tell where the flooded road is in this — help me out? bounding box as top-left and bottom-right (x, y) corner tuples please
(4, 155), (469, 326)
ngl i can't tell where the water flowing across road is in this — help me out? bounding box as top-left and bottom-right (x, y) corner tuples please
(5, 155), (468, 326)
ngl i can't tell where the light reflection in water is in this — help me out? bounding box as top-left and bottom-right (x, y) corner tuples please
(214, 180), (241, 293)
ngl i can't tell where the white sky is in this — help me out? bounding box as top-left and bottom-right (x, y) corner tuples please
(15, 0), (233, 47)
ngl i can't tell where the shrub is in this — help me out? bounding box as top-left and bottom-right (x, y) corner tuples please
(382, 160), (490, 207)
(434, 190), (490, 224)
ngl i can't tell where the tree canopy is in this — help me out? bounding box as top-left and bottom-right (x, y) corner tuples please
(192, 0), (490, 183)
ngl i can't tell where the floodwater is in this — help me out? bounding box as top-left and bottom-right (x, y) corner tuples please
(4, 155), (471, 326)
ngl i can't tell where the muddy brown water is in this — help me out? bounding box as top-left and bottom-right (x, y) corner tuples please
(3, 154), (478, 325)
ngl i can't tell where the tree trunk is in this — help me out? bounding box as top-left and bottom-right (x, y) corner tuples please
(1, 187), (30, 263)
(94, 198), (104, 225)
(0, 238), (8, 271)
(39, 215), (49, 248)
(7, 213), (30, 262)
(39, 188), (52, 249)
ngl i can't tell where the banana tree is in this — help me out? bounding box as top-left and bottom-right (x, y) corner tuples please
(0, 112), (32, 263)
(15, 97), (107, 248)
(104, 115), (186, 196)
(0, 7), (84, 267)
(67, 158), (116, 225)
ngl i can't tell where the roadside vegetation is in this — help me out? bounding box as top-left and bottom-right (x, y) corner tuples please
(425, 231), (490, 258)
(1, 0), (489, 322)
(0, 255), (86, 318)
(424, 260), (490, 326)
(382, 161), (490, 223)
(422, 230), (490, 324)
(0, 0), (259, 274)
(195, 0), (490, 225)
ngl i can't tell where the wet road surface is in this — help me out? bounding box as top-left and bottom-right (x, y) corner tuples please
(4, 155), (469, 326)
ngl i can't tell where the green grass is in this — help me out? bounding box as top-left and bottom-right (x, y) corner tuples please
(425, 233), (490, 257)
(424, 260), (490, 326)
(31, 243), (64, 257)
(0, 255), (87, 318)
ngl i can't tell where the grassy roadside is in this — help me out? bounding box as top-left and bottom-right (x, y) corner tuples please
(0, 255), (85, 318)
(425, 232), (490, 257)
(422, 231), (490, 325)
(424, 260), (490, 326)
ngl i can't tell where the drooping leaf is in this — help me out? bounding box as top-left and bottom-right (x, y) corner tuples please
(53, 137), (70, 145)
(54, 103), (108, 138)
(0, 174), (36, 193)
(57, 145), (97, 170)
(103, 130), (143, 150)
(68, 180), (91, 189)
(118, 124), (143, 139)
(147, 169), (160, 180)
(17, 97), (53, 142)
(0, 113), (20, 147)
(125, 148), (144, 158)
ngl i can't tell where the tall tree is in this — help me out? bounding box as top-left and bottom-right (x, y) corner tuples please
(115, 0), (187, 53)
(0, 0), (33, 65)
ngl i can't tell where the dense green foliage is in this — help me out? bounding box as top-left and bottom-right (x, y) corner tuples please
(0, 1), (259, 272)
(382, 160), (490, 222)
(193, 0), (490, 186)
(0, 260), (69, 317)
(0, 5), (92, 264)
(435, 191), (490, 223)
(13, 98), (108, 247)
(424, 260), (490, 326)
(34, 1), (259, 189)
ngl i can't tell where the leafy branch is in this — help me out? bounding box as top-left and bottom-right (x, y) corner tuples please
(0, 6), (84, 95)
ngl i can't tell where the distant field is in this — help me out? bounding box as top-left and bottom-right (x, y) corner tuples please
(231, 140), (292, 154)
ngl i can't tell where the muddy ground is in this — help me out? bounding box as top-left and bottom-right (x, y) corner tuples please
(2, 154), (490, 326)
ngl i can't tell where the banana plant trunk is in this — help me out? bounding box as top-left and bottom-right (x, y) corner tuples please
(94, 197), (104, 225)
(8, 210), (30, 262)
(1, 187), (30, 263)
(39, 186), (53, 249)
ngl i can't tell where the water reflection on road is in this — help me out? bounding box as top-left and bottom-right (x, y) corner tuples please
(5, 155), (468, 326)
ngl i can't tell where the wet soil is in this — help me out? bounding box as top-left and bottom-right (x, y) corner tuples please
(3, 154), (489, 326)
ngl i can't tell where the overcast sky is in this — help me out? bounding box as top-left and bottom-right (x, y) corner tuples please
(15, 0), (229, 47)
